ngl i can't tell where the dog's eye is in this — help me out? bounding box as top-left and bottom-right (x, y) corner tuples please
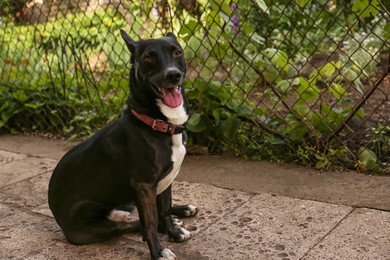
(143, 55), (154, 62)
(173, 50), (182, 58)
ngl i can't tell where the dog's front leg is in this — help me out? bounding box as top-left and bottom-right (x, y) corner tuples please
(135, 183), (176, 260)
(157, 185), (191, 243)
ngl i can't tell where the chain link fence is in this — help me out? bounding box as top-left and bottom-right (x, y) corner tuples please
(0, 0), (389, 174)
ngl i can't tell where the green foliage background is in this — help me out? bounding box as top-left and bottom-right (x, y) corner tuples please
(0, 0), (389, 173)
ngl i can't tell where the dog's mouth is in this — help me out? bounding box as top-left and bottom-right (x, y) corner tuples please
(154, 86), (183, 108)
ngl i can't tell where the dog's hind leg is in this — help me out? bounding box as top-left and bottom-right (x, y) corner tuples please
(63, 218), (136, 245)
(61, 201), (137, 245)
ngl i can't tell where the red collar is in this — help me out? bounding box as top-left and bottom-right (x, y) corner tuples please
(131, 109), (185, 135)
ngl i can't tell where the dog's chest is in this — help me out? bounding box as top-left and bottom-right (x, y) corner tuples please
(157, 134), (186, 195)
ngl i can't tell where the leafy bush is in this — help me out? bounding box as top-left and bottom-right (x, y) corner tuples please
(176, 0), (388, 172)
(0, 10), (129, 139)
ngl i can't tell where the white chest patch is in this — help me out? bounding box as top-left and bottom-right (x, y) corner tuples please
(157, 134), (186, 195)
(156, 100), (188, 195)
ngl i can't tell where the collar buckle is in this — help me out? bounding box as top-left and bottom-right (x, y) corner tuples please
(152, 119), (165, 131)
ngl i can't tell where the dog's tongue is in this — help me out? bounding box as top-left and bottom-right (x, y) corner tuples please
(162, 87), (182, 108)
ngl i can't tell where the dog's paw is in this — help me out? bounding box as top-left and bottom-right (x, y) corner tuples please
(159, 248), (177, 260)
(172, 204), (198, 218)
(107, 210), (132, 223)
(169, 226), (191, 243)
(184, 204), (198, 217)
(172, 217), (183, 228)
(177, 227), (191, 241)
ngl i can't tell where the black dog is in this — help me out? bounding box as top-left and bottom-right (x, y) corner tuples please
(48, 30), (198, 260)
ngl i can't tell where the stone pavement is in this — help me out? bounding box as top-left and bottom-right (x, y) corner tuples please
(0, 134), (389, 259)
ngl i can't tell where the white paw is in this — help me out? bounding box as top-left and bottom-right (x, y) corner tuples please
(172, 217), (183, 228)
(107, 210), (131, 223)
(185, 204), (198, 217)
(178, 227), (191, 241)
(159, 248), (177, 260)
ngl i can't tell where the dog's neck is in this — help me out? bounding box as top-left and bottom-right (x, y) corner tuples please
(156, 100), (188, 125)
(127, 97), (188, 126)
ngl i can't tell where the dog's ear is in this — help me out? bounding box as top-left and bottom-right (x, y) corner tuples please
(165, 32), (177, 39)
(120, 29), (136, 53)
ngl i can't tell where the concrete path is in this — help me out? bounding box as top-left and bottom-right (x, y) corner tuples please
(0, 134), (389, 259)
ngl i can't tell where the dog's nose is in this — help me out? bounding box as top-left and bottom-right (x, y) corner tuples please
(165, 70), (182, 84)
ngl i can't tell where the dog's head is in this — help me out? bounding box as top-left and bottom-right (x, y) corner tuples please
(120, 30), (186, 109)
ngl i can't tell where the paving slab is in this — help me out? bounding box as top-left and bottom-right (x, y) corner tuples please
(24, 239), (150, 260)
(170, 193), (353, 260)
(303, 208), (390, 260)
(0, 202), (21, 219)
(178, 156), (390, 211)
(0, 134), (71, 160)
(0, 211), (150, 259)
(123, 181), (253, 244)
(0, 211), (61, 259)
(0, 152), (56, 188)
(0, 171), (51, 209)
(0, 150), (27, 165)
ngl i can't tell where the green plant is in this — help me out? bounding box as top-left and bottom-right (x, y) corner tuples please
(185, 78), (255, 153)
(0, 11), (129, 137)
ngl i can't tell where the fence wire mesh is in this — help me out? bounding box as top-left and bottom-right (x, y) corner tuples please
(0, 0), (389, 174)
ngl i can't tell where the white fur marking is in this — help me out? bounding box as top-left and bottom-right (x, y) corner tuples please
(186, 204), (198, 216)
(159, 248), (177, 260)
(157, 134), (185, 195)
(156, 100), (188, 125)
(107, 210), (131, 223)
(178, 227), (191, 241)
(156, 101), (188, 195)
(172, 217), (183, 228)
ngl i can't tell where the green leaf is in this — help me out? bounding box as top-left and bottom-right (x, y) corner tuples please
(210, 0), (232, 16)
(356, 108), (365, 118)
(236, 106), (252, 118)
(329, 83), (346, 100)
(384, 22), (390, 40)
(296, 77), (320, 102)
(179, 20), (198, 40)
(262, 67), (280, 83)
(312, 113), (332, 134)
(276, 78), (299, 93)
(221, 118), (241, 141)
(186, 113), (207, 133)
(352, 0), (380, 19)
(262, 48), (290, 72)
(295, 0), (311, 8)
(358, 147), (377, 163)
(254, 0), (269, 15)
(358, 147), (382, 173)
(315, 158), (329, 170)
(290, 122), (308, 141)
(251, 32), (265, 45)
(12, 90), (28, 103)
(24, 103), (40, 109)
(212, 42), (227, 60)
(310, 61), (340, 82)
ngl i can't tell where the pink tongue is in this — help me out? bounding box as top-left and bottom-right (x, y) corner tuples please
(162, 88), (182, 108)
